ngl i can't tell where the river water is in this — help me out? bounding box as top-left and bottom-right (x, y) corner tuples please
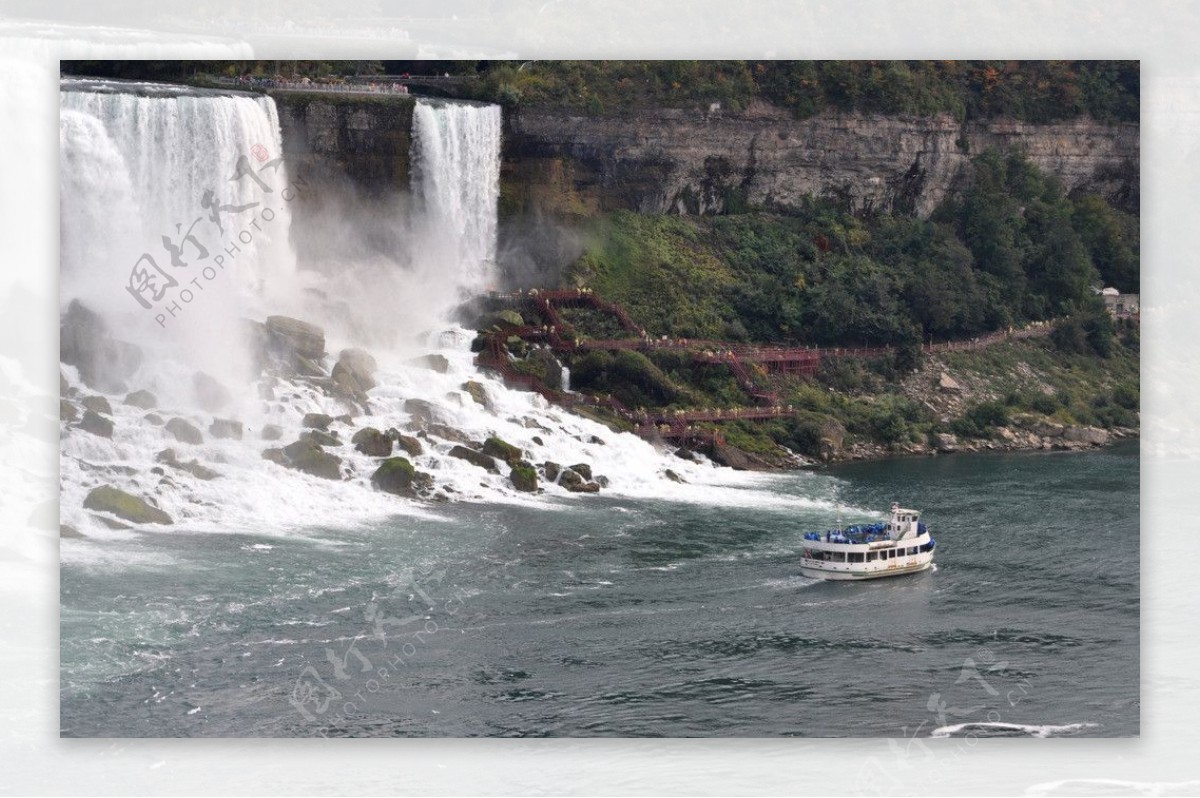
(60, 442), (1139, 737)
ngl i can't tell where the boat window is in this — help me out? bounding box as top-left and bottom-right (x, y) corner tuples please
(848, 552), (864, 563)
(832, 552), (846, 562)
(908, 546), (919, 556)
(866, 551), (878, 562)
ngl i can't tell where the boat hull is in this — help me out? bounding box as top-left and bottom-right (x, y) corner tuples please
(799, 556), (933, 581)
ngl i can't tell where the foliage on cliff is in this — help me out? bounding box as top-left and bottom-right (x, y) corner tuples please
(468, 60), (1138, 123)
(570, 149), (1137, 347)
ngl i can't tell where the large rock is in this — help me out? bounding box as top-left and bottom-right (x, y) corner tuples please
(352, 427), (393, 457)
(261, 424), (283, 441)
(542, 461), (561, 482)
(80, 395), (112, 416)
(279, 439), (342, 480)
(568, 462), (593, 481)
(1064, 426), (1109, 446)
(165, 417), (203, 445)
(193, 372), (232, 412)
(370, 456), (419, 496)
(482, 436), (523, 467)
(933, 432), (959, 453)
(449, 445), (499, 473)
(266, 315), (325, 360)
(60, 300), (143, 392)
(408, 354), (450, 374)
(60, 400), (78, 422)
(124, 389), (157, 410)
(83, 485), (172, 525)
(510, 462), (538, 492)
(404, 399), (441, 425)
(302, 412), (334, 430)
(77, 410), (113, 438)
(463, 380), (489, 407)
(332, 348), (377, 400)
(389, 431), (423, 457)
(209, 418), (244, 440)
(302, 429), (341, 447)
(938, 372), (964, 393)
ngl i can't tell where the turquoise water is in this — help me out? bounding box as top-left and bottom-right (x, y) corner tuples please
(60, 443), (1139, 737)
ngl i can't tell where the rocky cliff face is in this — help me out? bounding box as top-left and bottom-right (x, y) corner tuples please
(502, 100), (1139, 218)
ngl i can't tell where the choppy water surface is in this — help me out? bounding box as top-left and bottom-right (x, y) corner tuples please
(61, 443), (1139, 737)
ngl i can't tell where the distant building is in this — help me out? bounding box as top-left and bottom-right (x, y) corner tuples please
(1101, 287), (1140, 318)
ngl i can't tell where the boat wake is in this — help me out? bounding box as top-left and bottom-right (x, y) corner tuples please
(930, 720), (1098, 738)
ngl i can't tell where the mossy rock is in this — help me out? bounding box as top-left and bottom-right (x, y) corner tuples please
(124, 389), (157, 410)
(482, 436), (523, 466)
(510, 462), (538, 492)
(352, 427), (393, 457)
(494, 309), (524, 327)
(83, 485), (172, 525)
(370, 456), (418, 496)
(165, 417), (203, 445)
(281, 440), (342, 480)
(78, 410), (113, 438)
(463, 380), (489, 407)
(449, 445), (499, 473)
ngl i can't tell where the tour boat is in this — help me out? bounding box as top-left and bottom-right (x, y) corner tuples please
(800, 503), (935, 581)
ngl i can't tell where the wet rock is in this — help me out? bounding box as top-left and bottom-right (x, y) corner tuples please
(422, 424), (477, 447)
(370, 456), (427, 497)
(81, 395), (112, 416)
(261, 424), (283, 441)
(568, 463), (593, 481)
(352, 427), (393, 457)
(393, 433), (423, 458)
(463, 380), (489, 407)
(302, 412), (334, 430)
(558, 468), (585, 490)
(510, 462), (538, 492)
(266, 315), (325, 360)
(60, 523), (83, 539)
(302, 429), (341, 447)
(332, 348), (377, 402)
(144, 413), (164, 426)
(60, 400), (78, 422)
(155, 448), (178, 464)
(193, 372), (232, 413)
(532, 436), (544, 446)
(60, 300), (143, 392)
(175, 459), (220, 480)
(664, 469), (685, 483)
(78, 410), (114, 438)
(542, 461), (561, 482)
(124, 389), (157, 410)
(209, 418), (244, 440)
(262, 447), (286, 465)
(568, 481), (600, 493)
(83, 485), (172, 525)
(449, 445), (499, 473)
(165, 417), (203, 445)
(483, 436), (523, 467)
(409, 353), (450, 374)
(588, 435), (606, 446)
(404, 399), (441, 425)
(595, 475), (609, 488)
(91, 514), (132, 529)
(280, 439), (342, 480)
(674, 447), (697, 461)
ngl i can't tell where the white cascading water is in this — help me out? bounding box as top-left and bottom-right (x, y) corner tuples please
(59, 82), (835, 547)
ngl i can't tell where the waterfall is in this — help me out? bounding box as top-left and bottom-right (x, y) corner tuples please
(59, 79), (298, 323)
(410, 99), (501, 314)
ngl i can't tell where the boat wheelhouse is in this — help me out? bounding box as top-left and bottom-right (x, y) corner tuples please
(800, 503), (935, 581)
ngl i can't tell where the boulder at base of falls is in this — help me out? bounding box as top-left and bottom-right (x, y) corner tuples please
(482, 436), (523, 467)
(408, 354), (450, 374)
(404, 398), (441, 425)
(278, 439), (343, 480)
(80, 395), (112, 415)
(664, 469), (685, 483)
(302, 412), (334, 430)
(332, 348), (377, 403)
(60, 400), (78, 422)
(386, 429), (424, 457)
(77, 410), (114, 438)
(463, 380), (489, 407)
(266, 315), (326, 363)
(568, 463), (593, 481)
(558, 468), (601, 492)
(541, 461), (561, 482)
(209, 418), (244, 440)
(60, 300), (143, 393)
(165, 417), (203, 445)
(370, 456), (428, 497)
(124, 389), (157, 410)
(144, 413), (164, 425)
(352, 427), (393, 457)
(449, 445), (499, 473)
(510, 462), (538, 492)
(261, 424), (283, 441)
(302, 429), (341, 447)
(83, 485), (172, 525)
(193, 372), (232, 413)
